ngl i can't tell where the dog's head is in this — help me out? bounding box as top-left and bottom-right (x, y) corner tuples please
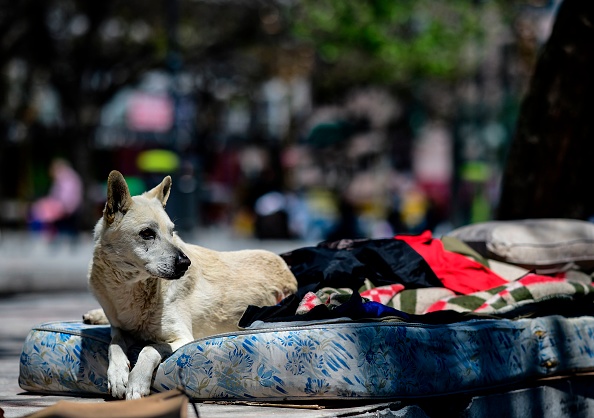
(96, 170), (191, 281)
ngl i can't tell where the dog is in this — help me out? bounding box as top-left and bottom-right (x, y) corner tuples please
(83, 170), (297, 399)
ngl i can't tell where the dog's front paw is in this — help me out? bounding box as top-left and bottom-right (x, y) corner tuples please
(83, 308), (109, 325)
(107, 363), (129, 399)
(126, 368), (152, 399)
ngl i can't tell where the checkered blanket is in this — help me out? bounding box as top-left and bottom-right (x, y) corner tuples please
(296, 273), (594, 316)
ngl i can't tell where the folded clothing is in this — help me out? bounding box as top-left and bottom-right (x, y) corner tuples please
(396, 231), (508, 294)
(240, 232), (594, 327)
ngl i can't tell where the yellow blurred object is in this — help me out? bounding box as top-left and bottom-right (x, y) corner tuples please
(232, 208), (255, 237)
(137, 149), (180, 173)
(401, 188), (428, 229)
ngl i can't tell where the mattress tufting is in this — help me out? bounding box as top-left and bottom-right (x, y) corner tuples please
(18, 316), (594, 401)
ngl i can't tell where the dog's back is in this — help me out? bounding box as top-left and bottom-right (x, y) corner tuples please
(177, 243), (297, 338)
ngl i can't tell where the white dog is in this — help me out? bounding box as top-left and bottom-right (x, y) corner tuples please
(84, 170), (297, 399)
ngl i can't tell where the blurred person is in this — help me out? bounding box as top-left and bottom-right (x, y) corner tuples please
(325, 197), (365, 242)
(29, 158), (83, 240)
(254, 191), (291, 239)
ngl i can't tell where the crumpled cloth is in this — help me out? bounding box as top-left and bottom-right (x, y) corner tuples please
(396, 231), (508, 294)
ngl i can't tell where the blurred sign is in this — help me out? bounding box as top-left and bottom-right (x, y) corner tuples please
(137, 149), (180, 173)
(126, 93), (174, 133)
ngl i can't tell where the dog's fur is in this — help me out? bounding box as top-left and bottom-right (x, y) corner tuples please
(84, 170), (297, 399)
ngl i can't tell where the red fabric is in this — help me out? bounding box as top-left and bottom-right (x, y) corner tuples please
(298, 292), (323, 312)
(426, 300), (448, 312)
(360, 284), (405, 304)
(518, 274), (566, 286)
(395, 231), (508, 294)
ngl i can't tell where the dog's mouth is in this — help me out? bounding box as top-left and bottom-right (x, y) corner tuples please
(167, 268), (188, 280)
(164, 272), (185, 280)
(155, 265), (189, 280)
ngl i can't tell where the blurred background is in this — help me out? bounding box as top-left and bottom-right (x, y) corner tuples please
(0, 0), (561, 243)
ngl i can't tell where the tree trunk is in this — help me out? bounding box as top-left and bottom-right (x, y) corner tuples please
(497, 0), (594, 220)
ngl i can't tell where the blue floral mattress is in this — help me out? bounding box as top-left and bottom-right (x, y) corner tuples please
(19, 316), (594, 401)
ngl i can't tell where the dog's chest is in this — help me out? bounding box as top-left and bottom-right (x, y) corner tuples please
(113, 284), (167, 341)
(118, 309), (162, 342)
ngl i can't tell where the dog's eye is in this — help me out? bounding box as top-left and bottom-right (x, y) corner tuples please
(139, 228), (156, 240)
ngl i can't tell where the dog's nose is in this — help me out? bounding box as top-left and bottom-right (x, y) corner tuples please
(176, 251), (191, 271)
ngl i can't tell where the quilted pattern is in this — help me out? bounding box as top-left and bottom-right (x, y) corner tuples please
(19, 317), (594, 400)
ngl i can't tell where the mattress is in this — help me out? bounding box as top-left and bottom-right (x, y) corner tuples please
(19, 316), (594, 401)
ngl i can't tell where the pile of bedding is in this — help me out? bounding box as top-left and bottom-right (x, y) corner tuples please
(241, 220), (594, 328)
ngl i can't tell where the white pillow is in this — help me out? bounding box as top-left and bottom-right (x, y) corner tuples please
(447, 219), (594, 273)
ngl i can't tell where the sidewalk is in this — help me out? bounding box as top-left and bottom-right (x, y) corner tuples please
(0, 228), (310, 294)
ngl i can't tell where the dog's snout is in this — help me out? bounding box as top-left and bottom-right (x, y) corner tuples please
(176, 251), (191, 270)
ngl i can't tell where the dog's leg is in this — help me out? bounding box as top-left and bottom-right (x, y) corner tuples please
(82, 308), (109, 325)
(126, 339), (192, 399)
(107, 327), (131, 399)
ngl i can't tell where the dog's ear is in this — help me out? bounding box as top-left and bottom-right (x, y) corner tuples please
(104, 170), (133, 225)
(145, 175), (172, 208)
